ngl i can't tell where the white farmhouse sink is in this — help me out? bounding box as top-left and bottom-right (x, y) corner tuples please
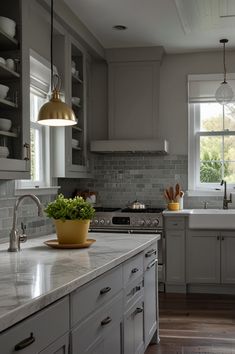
(189, 209), (235, 230)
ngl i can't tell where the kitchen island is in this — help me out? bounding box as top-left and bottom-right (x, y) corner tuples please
(0, 232), (160, 353)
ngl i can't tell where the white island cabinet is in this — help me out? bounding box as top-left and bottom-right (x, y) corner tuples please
(0, 233), (160, 354)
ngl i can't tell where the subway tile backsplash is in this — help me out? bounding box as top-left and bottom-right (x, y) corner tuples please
(60, 154), (188, 207)
(0, 181), (54, 244)
(60, 153), (226, 210)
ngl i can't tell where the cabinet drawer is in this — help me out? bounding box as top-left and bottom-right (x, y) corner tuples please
(123, 253), (144, 287)
(71, 293), (123, 354)
(71, 265), (122, 326)
(0, 296), (69, 354)
(144, 242), (158, 270)
(165, 217), (185, 230)
(124, 276), (144, 310)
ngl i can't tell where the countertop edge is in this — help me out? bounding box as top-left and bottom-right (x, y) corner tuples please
(0, 234), (160, 333)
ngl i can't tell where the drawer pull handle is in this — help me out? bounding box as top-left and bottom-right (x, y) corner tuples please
(135, 285), (141, 292)
(100, 286), (111, 295)
(101, 316), (112, 326)
(134, 307), (143, 316)
(15, 332), (35, 351)
(145, 249), (157, 257)
(172, 223), (178, 226)
(131, 267), (139, 274)
(147, 259), (158, 270)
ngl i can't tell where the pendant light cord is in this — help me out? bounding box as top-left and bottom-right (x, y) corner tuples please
(223, 41), (227, 83)
(51, 0), (54, 90)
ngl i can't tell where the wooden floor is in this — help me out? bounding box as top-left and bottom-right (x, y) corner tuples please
(145, 293), (235, 354)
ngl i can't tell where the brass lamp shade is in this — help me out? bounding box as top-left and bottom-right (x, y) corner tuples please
(38, 89), (77, 126)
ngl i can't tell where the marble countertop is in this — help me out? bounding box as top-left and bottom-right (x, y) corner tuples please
(0, 232), (160, 333)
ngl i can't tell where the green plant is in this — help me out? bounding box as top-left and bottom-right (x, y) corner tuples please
(45, 194), (95, 220)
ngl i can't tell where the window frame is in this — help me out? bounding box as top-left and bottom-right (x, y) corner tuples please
(188, 101), (235, 195)
(16, 50), (59, 195)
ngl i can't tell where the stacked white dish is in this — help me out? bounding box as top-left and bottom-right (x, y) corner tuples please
(0, 16), (16, 38)
(72, 139), (79, 147)
(0, 118), (12, 131)
(0, 84), (9, 99)
(71, 97), (80, 106)
(0, 146), (9, 158)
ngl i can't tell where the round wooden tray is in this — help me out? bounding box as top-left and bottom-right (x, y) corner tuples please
(44, 238), (96, 249)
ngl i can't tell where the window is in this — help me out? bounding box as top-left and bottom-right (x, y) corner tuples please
(16, 51), (58, 193)
(188, 74), (235, 193)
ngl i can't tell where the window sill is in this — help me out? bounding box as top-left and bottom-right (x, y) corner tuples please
(15, 186), (60, 196)
(187, 189), (226, 197)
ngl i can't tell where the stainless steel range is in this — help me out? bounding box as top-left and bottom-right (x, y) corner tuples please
(90, 207), (165, 291)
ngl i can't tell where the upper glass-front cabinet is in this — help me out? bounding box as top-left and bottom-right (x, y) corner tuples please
(0, 0), (30, 179)
(53, 34), (89, 178)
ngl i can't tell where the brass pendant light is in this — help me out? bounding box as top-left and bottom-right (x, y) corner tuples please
(215, 39), (234, 105)
(37, 0), (77, 126)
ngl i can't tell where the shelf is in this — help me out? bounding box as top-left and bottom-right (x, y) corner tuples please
(0, 97), (17, 109)
(0, 29), (18, 50)
(0, 63), (20, 79)
(72, 146), (81, 151)
(0, 130), (17, 137)
(72, 126), (82, 132)
(72, 74), (83, 84)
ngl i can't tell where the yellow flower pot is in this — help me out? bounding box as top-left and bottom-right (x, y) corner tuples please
(54, 219), (90, 244)
(167, 202), (180, 211)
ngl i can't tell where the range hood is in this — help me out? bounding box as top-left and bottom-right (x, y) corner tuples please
(90, 139), (169, 154)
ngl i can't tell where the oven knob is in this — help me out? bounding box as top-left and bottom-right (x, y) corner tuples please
(99, 219), (105, 225)
(106, 220), (111, 225)
(146, 219), (151, 225)
(93, 219), (99, 225)
(137, 219), (145, 226)
(152, 219), (159, 227)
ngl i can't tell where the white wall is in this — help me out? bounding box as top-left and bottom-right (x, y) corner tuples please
(159, 50), (235, 155)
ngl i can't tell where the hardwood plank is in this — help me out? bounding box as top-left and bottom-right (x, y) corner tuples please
(145, 293), (235, 354)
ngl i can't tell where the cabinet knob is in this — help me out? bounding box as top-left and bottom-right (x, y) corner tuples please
(101, 316), (112, 326)
(100, 286), (111, 295)
(15, 332), (35, 351)
(131, 267), (139, 274)
(221, 236), (224, 241)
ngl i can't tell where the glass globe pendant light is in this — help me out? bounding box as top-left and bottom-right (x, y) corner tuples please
(215, 39), (234, 105)
(37, 0), (77, 126)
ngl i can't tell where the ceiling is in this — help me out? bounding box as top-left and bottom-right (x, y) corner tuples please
(64, 0), (235, 53)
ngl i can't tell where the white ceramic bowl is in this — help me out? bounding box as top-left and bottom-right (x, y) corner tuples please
(71, 97), (80, 106)
(0, 16), (16, 38)
(72, 139), (79, 147)
(0, 118), (12, 131)
(0, 146), (9, 158)
(0, 84), (9, 99)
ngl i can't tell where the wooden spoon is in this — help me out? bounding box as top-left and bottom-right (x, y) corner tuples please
(169, 186), (174, 202)
(175, 183), (180, 199)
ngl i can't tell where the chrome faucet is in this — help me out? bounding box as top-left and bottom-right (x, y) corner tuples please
(220, 180), (232, 210)
(8, 194), (43, 252)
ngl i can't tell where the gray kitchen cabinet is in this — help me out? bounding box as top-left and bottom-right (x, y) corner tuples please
(0, 296), (69, 354)
(71, 293), (123, 354)
(124, 297), (145, 354)
(106, 47), (163, 140)
(53, 34), (90, 178)
(39, 334), (69, 354)
(144, 243), (158, 349)
(220, 232), (235, 284)
(187, 230), (220, 283)
(165, 217), (186, 284)
(0, 0), (30, 179)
